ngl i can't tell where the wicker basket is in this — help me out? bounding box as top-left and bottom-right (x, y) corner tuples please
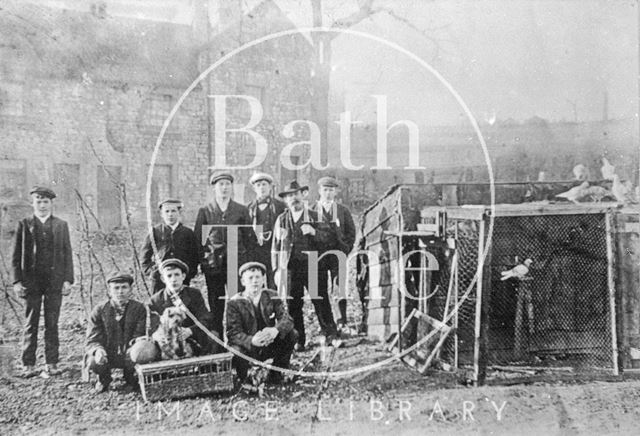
(135, 352), (234, 402)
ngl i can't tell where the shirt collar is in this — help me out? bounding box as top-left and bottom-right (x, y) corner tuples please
(35, 214), (51, 224)
(291, 208), (304, 221)
(166, 222), (180, 231)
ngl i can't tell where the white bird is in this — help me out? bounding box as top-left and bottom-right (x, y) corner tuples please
(601, 158), (615, 180)
(501, 259), (533, 281)
(556, 181), (589, 204)
(572, 164), (589, 181)
(612, 174), (630, 203)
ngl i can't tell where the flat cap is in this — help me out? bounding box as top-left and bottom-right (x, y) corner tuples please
(317, 176), (339, 188)
(157, 198), (184, 209)
(29, 186), (56, 199)
(107, 273), (134, 285)
(249, 172), (274, 185)
(160, 258), (189, 275)
(278, 180), (308, 198)
(238, 261), (267, 277)
(209, 171), (234, 185)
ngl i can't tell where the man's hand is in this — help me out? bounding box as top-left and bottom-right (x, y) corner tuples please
(300, 224), (316, 236)
(62, 281), (72, 296)
(262, 327), (279, 345)
(13, 282), (26, 299)
(251, 330), (269, 347)
(94, 348), (108, 365)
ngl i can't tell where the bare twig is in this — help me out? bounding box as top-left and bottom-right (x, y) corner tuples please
(75, 251), (90, 319)
(74, 189), (119, 271)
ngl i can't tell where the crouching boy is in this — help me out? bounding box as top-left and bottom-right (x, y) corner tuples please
(225, 262), (297, 384)
(84, 273), (150, 393)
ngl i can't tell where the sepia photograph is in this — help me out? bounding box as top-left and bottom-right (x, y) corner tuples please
(0, 0), (638, 434)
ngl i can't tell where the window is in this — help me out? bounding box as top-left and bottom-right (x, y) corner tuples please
(54, 164), (80, 217)
(148, 164), (172, 222)
(0, 159), (27, 198)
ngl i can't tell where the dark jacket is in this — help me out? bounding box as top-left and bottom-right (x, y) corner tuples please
(85, 299), (147, 358)
(11, 215), (74, 291)
(194, 200), (256, 274)
(148, 286), (212, 332)
(141, 223), (200, 281)
(225, 289), (294, 352)
(310, 201), (356, 255)
(271, 207), (333, 272)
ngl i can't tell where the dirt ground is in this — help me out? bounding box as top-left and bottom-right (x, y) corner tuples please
(2, 320), (640, 436)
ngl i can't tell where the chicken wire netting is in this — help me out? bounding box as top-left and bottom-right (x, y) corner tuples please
(402, 212), (615, 378)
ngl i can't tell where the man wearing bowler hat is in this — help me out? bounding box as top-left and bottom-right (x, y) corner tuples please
(247, 172), (286, 290)
(12, 186), (74, 377)
(272, 180), (340, 350)
(84, 273), (149, 393)
(141, 198), (199, 293)
(311, 176), (356, 331)
(194, 171), (256, 335)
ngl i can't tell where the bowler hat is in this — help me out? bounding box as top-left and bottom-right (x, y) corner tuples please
(238, 261), (267, 277)
(249, 172), (274, 185)
(278, 180), (308, 198)
(317, 176), (339, 188)
(209, 171), (234, 185)
(29, 186), (56, 199)
(160, 258), (189, 275)
(107, 273), (134, 285)
(157, 198), (184, 209)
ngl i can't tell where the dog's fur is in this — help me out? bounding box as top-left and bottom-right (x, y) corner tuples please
(152, 307), (194, 360)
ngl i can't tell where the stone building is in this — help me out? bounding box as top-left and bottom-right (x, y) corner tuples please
(0, 0), (313, 230)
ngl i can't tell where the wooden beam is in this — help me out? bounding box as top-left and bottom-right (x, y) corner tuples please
(605, 211), (620, 376)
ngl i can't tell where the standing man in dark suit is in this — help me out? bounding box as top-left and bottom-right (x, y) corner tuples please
(141, 198), (199, 293)
(12, 186), (74, 377)
(272, 181), (340, 350)
(247, 172), (286, 290)
(312, 176), (356, 330)
(194, 171), (256, 335)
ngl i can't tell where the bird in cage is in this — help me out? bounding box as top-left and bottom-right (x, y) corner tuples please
(601, 157), (616, 181)
(555, 182), (589, 204)
(501, 258), (533, 281)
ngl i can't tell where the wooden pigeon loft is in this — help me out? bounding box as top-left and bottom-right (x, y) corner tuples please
(358, 183), (639, 385)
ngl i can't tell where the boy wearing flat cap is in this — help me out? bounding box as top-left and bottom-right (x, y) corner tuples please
(12, 186), (74, 377)
(141, 198), (199, 293)
(194, 171), (256, 335)
(311, 176), (356, 330)
(247, 172), (286, 290)
(84, 273), (148, 393)
(225, 261), (297, 383)
(148, 258), (217, 354)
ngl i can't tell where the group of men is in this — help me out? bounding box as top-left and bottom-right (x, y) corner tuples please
(11, 171), (356, 391)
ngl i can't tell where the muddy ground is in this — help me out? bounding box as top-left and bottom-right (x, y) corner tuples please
(2, 317), (640, 436)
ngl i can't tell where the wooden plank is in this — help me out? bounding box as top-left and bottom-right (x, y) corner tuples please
(605, 211), (620, 376)
(473, 217), (486, 386)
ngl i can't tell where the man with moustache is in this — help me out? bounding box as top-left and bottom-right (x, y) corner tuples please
(194, 171), (256, 335)
(311, 176), (356, 330)
(272, 181), (340, 351)
(247, 172), (286, 290)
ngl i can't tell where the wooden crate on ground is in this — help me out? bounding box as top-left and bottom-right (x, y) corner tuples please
(136, 353), (234, 402)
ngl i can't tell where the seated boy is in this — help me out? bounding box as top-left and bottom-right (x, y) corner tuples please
(84, 273), (148, 393)
(225, 261), (297, 384)
(148, 258), (217, 354)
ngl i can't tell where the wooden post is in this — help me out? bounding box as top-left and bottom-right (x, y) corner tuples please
(605, 210), (620, 376)
(397, 189), (405, 353)
(473, 218), (485, 386)
(454, 220), (460, 369)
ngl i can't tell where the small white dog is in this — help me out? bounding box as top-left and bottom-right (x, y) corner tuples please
(152, 307), (194, 360)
